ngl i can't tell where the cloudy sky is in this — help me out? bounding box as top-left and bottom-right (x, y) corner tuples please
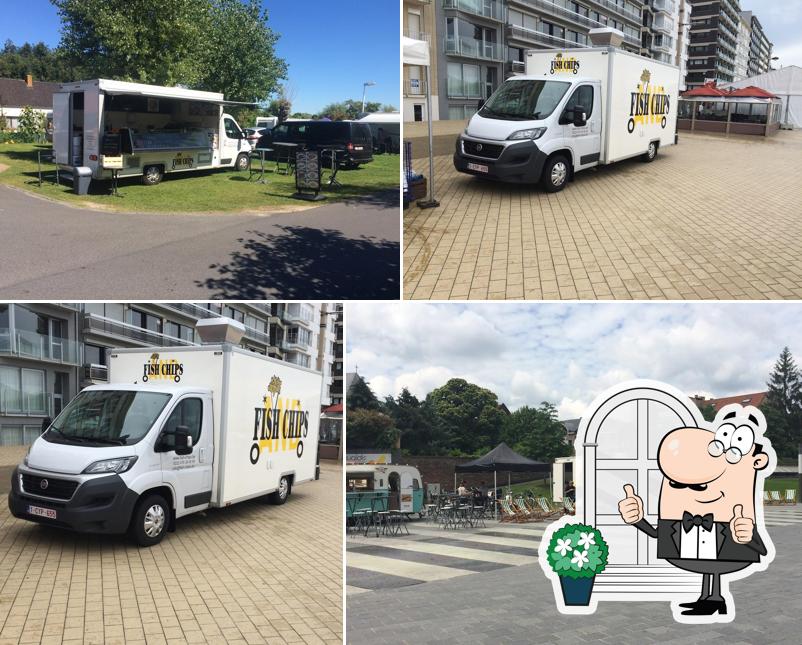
(346, 303), (801, 419)
(743, 0), (802, 67)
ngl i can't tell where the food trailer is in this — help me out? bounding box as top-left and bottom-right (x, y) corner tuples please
(345, 464), (424, 518)
(52, 79), (252, 188)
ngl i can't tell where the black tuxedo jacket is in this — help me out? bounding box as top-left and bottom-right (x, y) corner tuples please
(633, 518), (767, 562)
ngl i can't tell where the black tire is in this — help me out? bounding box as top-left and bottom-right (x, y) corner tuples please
(235, 153), (250, 171)
(541, 155), (570, 193)
(142, 165), (163, 186)
(268, 476), (291, 505)
(642, 141), (658, 163)
(129, 494), (169, 547)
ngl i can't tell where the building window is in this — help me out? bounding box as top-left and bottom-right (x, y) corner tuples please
(130, 309), (162, 333)
(286, 326), (312, 347)
(164, 321), (194, 343)
(0, 366), (47, 415)
(84, 344), (108, 366)
(448, 62), (481, 98)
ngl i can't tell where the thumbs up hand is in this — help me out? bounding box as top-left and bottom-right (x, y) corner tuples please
(618, 484), (644, 525)
(730, 504), (754, 544)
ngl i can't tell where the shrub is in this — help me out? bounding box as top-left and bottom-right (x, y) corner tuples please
(547, 523), (609, 579)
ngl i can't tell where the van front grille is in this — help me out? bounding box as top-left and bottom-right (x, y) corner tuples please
(21, 474), (79, 500)
(463, 140), (504, 160)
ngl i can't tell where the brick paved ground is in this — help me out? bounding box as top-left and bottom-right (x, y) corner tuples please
(404, 130), (802, 300)
(347, 514), (801, 644)
(0, 455), (342, 645)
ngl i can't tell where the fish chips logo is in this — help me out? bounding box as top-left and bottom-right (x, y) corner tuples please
(250, 375), (310, 464)
(628, 69), (670, 133)
(142, 353), (183, 383)
(550, 53), (580, 75)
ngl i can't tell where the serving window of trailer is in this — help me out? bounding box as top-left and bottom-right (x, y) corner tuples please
(347, 473), (374, 491)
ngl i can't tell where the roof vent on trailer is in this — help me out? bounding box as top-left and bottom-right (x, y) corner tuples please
(588, 27), (625, 48)
(195, 317), (246, 345)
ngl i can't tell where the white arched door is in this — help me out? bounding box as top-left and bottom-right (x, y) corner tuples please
(580, 387), (704, 597)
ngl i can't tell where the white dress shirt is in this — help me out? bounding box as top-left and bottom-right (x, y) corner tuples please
(679, 523), (717, 560)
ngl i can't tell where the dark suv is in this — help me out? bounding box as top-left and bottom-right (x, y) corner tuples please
(256, 120), (374, 168)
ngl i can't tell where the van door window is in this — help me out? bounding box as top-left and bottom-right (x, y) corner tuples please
(271, 124), (288, 142)
(160, 398), (203, 450)
(224, 118), (241, 140)
(561, 85), (594, 124)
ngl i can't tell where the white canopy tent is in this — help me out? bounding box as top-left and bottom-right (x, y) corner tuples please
(726, 66), (802, 129)
(402, 36), (438, 208)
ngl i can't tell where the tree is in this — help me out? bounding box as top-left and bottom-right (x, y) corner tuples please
(381, 104), (397, 113)
(346, 408), (397, 451)
(347, 374), (380, 411)
(698, 402), (717, 422)
(0, 107), (6, 132)
(503, 403), (571, 463)
(383, 388), (440, 455)
(760, 347), (802, 458)
(426, 378), (507, 456)
(0, 40), (80, 82)
(318, 99), (383, 121)
(17, 106), (47, 142)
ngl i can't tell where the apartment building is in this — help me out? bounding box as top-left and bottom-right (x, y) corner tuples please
(675, 0), (692, 90)
(684, 0), (741, 88)
(0, 302), (339, 446)
(641, 0), (679, 66)
(330, 304), (344, 406)
(404, 0), (441, 122)
(733, 11), (751, 81)
(741, 11), (772, 77)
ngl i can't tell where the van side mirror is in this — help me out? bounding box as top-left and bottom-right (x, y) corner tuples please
(174, 425), (193, 455)
(573, 105), (587, 127)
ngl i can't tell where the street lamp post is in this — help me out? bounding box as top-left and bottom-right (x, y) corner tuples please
(361, 81), (376, 114)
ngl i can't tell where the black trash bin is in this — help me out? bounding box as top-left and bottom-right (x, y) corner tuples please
(73, 166), (92, 195)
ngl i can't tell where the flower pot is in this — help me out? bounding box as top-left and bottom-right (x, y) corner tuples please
(559, 575), (595, 606)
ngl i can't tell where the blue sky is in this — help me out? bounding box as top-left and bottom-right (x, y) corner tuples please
(347, 303), (799, 419)
(0, 0), (400, 114)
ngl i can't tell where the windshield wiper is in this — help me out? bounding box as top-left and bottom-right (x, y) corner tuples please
(47, 427), (87, 443)
(85, 436), (127, 446)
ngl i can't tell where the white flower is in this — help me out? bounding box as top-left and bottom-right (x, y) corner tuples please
(571, 550), (589, 567)
(554, 538), (573, 556)
(578, 532), (596, 549)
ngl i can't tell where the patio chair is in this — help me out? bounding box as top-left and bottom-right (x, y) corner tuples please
(513, 497), (538, 522)
(535, 497), (564, 519)
(785, 489), (797, 505)
(763, 490), (771, 505)
(769, 490), (782, 505)
(498, 499), (525, 523)
(563, 497), (576, 515)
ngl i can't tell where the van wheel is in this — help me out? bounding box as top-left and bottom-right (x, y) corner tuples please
(235, 153), (250, 171)
(269, 477), (291, 505)
(642, 141), (658, 162)
(129, 494), (169, 547)
(142, 165), (163, 186)
(541, 155), (570, 192)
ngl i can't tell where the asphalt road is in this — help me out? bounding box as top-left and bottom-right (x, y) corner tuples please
(0, 185), (400, 299)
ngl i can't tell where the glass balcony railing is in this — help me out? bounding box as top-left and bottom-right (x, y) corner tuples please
(590, 0), (641, 23)
(0, 390), (50, 416)
(404, 30), (431, 43)
(83, 314), (196, 348)
(445, 36), (503, 61)
(506, 25), (593, 50)
(651, 0), (674, 14)
(0, 328), (79, 364)
(653, 14), (674, 33)
(443, 0), (504, 22)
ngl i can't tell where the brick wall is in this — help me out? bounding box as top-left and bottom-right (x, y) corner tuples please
(398, 455), (547, 493)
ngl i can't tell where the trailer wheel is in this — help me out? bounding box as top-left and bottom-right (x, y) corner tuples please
(269, 476), (291, 505)
(541, 155), (570, 193)
(142, 165), (163, 186)
(641, 141), (659, 163)
(129, 494), (169, 546)
(235, 153), (250, 171)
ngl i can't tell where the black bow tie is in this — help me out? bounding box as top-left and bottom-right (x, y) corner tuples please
(682, 511), (714, 532)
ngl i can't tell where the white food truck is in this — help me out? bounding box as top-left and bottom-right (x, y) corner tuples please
(52, 79), (252, 188)
(8, 319), (322, 546)
(454, 30), (679, 192)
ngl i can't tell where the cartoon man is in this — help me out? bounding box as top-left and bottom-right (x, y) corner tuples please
(618, 404), (771, 617)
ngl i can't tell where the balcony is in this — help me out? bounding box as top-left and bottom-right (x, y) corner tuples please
(0, 390), (51, 417)
(0, 328), (79, 365)
(404, 78), (428, 95)
(444, 36), (503, 61)
(159, 303), (219, 321)
(443, 0), (504, 22)
(506, 25), (593, 50)
(652, 13), (674, 33)
(589, 0), (641, 23)
(404, 30), (431, 43)
(653, 39), (674, 55)
(282, 338), (313, 353)
(524, 0), (604, 31)
(83, 363), (109, 381)
(83, 314), (196, 348)
(651, 0), (673, 15)
(447, 78), (482, 98)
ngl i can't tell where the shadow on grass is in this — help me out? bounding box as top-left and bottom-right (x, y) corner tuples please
(197, 225), (399, 299)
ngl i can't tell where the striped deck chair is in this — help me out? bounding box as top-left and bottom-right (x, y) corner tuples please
(785, 489), (797, 505)
(536, 497), (564, 518)
(763, 490), (771, 505)
(498, 499), (525, 523)
(563, 497), (576, 515)
(513, 497), (539, 521)
(770, 490), (782, 505)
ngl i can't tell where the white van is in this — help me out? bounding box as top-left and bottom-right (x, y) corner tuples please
(8, 319), (322, 546)
(53, 79), (252, 187)
(454, 43), (679, 192)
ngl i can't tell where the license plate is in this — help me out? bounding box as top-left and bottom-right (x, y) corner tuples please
(354, 146), (363, 151)
(27, 505), (57, 519)
(467, 162), (488, 173)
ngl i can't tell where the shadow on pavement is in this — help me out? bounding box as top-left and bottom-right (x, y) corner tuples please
(198, 225), (400, 299)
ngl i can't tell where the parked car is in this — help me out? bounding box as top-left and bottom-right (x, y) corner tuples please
(244, 127), (267, 145)
(256, 120), (374, 168)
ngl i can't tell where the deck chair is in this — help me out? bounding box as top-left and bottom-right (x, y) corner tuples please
(563, 497), (576, 515)
(785, 489), (797, 505)
(513, 497), (538, 521)
(536, 497), (564, 519)
(763, 490), (771, 505)
(498, 499), (525, 523)
(770, 490), (782, 505)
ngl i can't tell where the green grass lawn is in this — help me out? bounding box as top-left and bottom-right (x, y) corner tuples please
(765, 477), (798, 494)
(0, 143), (399, 213)
(506, 479), (553, 500)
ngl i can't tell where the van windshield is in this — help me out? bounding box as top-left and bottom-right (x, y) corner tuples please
(44, 390), (172, 447)
(480, 79), (571, 121)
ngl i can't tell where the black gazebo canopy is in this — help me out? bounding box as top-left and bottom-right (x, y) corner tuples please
(455, 442), (550, 474)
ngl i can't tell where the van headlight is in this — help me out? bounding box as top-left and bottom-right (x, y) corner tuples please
(507, 127), (547, 141)
(82, 456), (138, 474)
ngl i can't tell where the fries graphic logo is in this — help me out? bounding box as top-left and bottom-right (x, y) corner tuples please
(628, 69), (670, 133)
(142, 353), (184, 383)
(250, 376), (310, 464)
